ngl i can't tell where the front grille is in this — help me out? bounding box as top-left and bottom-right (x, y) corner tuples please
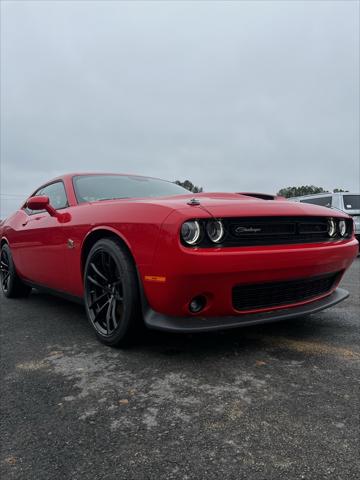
(232, 272), (340, 311)
(222, 217), (338, 247)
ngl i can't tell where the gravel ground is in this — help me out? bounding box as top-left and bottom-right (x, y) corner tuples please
(1, 259), (359, 480)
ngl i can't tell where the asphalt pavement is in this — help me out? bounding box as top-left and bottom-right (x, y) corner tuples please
(1, 259), (359, 480)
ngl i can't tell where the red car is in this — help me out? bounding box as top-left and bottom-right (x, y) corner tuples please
(0, 173), (358, 346)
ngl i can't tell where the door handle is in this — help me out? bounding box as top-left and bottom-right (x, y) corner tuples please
(22, 221), (28, 226)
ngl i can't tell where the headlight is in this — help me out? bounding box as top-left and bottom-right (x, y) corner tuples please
(181, 220), (201, 245)
(327, 218), (336, 237)
(338, 220), (347, 237)
(206, 220), (224, 243)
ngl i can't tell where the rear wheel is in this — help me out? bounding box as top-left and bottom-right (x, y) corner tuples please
(84, 238), (142, 346)
(0, 243), (32, 298)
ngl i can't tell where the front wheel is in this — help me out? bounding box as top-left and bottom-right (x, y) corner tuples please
(84, 238), (142, 346)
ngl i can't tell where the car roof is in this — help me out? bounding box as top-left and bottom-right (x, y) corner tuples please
(49, 172), (157, 181)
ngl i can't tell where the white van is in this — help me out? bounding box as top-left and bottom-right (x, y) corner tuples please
(290, 192), (360, 243)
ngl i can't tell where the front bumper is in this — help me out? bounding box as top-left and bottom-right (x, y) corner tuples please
(143, 287), (349, 332)
(141, 238), (358, 317)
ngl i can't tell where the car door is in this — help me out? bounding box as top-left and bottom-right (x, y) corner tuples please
(17, 181), (71, 291)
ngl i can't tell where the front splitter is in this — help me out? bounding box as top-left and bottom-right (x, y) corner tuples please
(143, 288), (349, 333)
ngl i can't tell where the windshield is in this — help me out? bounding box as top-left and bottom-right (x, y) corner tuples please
(73, 175), (188, 203)
(343, 195), (360, 210)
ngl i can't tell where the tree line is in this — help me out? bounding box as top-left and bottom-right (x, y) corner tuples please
(174, 180), (203, 193)
(277, 186), (349, 198)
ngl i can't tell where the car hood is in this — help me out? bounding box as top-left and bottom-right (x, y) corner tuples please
(140, 192), (348, 219)
(91, 192), (348, 219)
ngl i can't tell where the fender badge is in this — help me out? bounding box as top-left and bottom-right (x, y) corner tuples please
(67, 239), (75, 249)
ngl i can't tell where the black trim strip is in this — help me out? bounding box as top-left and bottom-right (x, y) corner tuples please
(143, 288), (349, 333)
(23, 280), (84, 305)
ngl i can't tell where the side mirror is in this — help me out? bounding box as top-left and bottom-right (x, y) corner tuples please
(26, 196), (57, 217)
(26, 195), (50, 210)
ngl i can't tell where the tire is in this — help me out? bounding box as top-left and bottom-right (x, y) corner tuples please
(0, 243), (32, 298)
(83, 238), (142, 346)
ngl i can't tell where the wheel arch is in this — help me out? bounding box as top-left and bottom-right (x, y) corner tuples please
(80, 227), (136, 278)
(1, 237), (9, 248)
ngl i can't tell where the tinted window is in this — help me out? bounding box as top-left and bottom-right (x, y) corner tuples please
(37, 182), (68, 209)
(300, 197), (332, 208)
(343, 195), (360, 210)
(73, 175), (188, 203)
(25, 181), (68, 214)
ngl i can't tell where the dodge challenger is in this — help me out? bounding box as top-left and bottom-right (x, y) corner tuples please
(0, 173), (358, 346)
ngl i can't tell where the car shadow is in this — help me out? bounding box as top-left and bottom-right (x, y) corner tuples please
(136, 315), (333, 357)
(17, 288), (344, 362)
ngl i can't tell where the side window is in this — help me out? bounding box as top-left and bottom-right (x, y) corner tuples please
(38, 182), (68, 210)
(300, 197), (332, 208)
(25, 181), (68, 215)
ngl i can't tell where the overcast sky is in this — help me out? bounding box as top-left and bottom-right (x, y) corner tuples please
(1, 0), (359, 217)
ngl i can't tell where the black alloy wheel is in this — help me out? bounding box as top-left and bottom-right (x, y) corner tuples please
(84, 238), (141, 346)
(86, 250), (124, 336)
(0, 248), (10, 293)
(0, 243), (32, 298)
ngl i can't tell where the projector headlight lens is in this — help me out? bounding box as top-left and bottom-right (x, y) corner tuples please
(206, 220), (224, 243)
(338, 220), (347, 237)
(328, 218), (336, 237)
(327, 218), (336, 237)
(181, 220), (201, 245)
